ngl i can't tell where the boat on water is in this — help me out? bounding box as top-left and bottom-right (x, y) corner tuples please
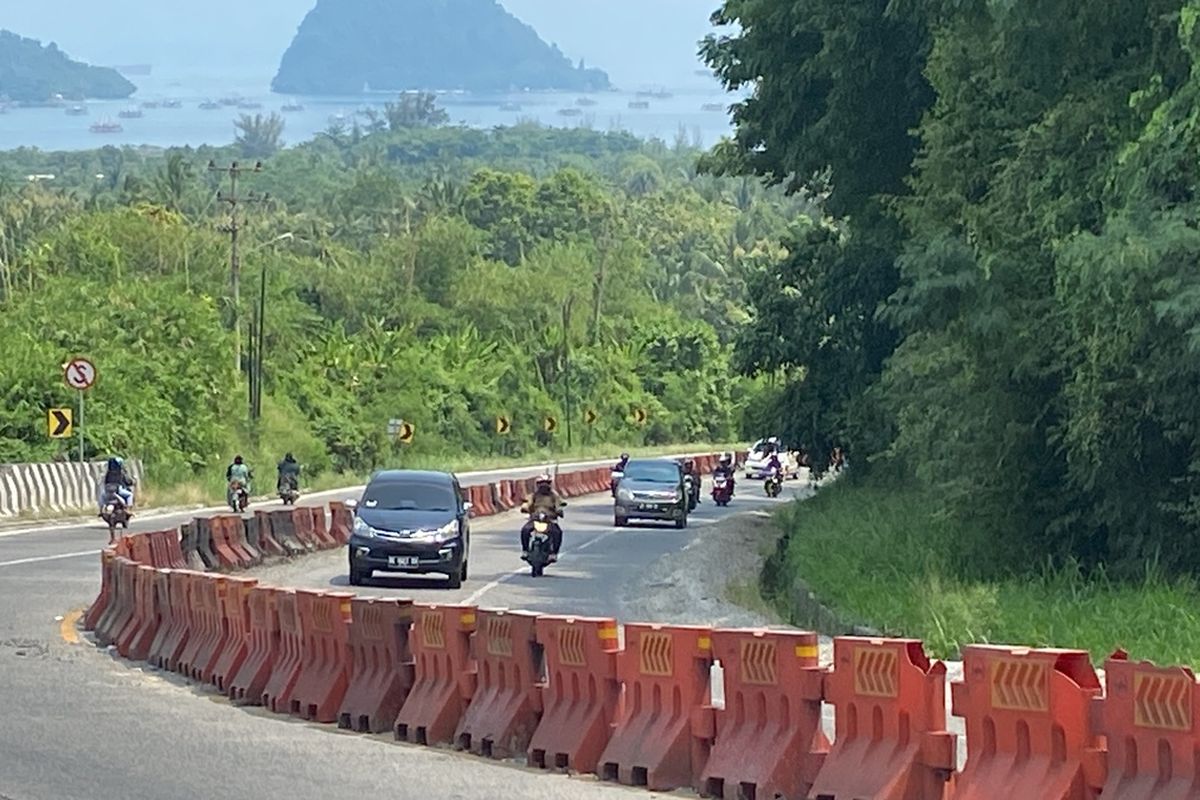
(237, 101), (263, 110)
(117, 107), (143, 119)
(637, 88), (673, 100)
(576, 97), (597, 107)
(65, 104), (88, 116)
(281, 102), (305, 112)
(199, 100), (221, 110)
(701, 103), (725, 112)
(628, 100), (650, 110)
(162, 99), (182, 108)
(557, 107), (584, 117)
(499, 102), (522, 112)
(90, 120), (123, 133)
(218, 96), (241, 107)
(140, 100), (160, 109)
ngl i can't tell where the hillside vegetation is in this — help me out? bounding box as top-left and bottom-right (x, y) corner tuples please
(0, 108), (803, 497)
(0, 30), (135, 102)
(272, 0), (610, 94)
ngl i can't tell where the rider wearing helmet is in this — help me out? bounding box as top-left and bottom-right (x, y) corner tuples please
(226, 454), (253, 502)
(713, 452), (736, 494)
(520, 473), (564, 561)
(614, 451), (630, 472)
(276, 452), (301, 492)
(98, 456), (135, 514)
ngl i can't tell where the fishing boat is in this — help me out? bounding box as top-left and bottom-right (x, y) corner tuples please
(140, 100), (160, 109)
(576, 97), (598, 107)
(701, 102), (725, 112)
(499, 101), (522, 112)
(117, 107), (143, 119)
(65, 104), (88, 116)
(237, 100), (263, 110)
(281, 102), (305, 112)
(90, 119), (123, 133)
(628, 100), (650, 110)
(162, 99), (182, 109)
(199, 100), (221, 110)
(557, 107), (583, 117)
(218, 96), (241, 107)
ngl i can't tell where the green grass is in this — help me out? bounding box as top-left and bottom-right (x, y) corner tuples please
(765, 480), (1200, 666)
(140, 441), (745, 511)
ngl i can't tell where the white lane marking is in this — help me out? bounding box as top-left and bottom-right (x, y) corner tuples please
(0, 549), (100, 568)
(461, 516), (719, 605)
(0, 451), (727, 539)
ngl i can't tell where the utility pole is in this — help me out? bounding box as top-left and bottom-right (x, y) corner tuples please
(208, 160), (266, 376)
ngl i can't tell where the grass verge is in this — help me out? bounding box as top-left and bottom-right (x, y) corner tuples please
(764, 479), (1200, 666)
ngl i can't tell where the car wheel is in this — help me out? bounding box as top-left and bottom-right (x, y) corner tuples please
(349, 568), (368, 586)
(446, 560), (465, 589)
(614, 514), (627, 527)
(675, 516), (687, 529)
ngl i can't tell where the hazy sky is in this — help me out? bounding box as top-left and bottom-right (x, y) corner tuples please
(3, 0), (721, 87)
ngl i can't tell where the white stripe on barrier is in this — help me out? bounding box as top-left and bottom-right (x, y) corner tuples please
(0, 460), (145, 518)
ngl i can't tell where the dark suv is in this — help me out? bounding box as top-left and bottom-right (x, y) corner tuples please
(613, 458), (688, 529)
(345, 470), (472, 588)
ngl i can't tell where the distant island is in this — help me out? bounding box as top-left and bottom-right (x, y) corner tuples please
(0, 31), (136, 103)
(271, 0), (611, 95)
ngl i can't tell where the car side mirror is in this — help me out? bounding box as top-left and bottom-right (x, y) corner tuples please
(344, 498), (358, 510)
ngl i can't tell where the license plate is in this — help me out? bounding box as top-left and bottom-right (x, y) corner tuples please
(638, 504), (659, 511)
(388, 555), (419, 568)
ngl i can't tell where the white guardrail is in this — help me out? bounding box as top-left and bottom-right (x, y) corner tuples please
(0, 460), (145, 518)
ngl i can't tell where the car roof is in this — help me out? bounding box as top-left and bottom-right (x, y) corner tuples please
(366, 469), (456, 486)
(625, 457), (681, 467)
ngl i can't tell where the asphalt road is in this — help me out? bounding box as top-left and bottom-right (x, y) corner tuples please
(0, 461), (799, 800)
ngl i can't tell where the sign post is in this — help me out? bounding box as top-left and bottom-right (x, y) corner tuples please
(62, 357), (97, 463)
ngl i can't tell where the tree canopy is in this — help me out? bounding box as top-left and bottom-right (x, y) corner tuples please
(706, 0), (1200, 575)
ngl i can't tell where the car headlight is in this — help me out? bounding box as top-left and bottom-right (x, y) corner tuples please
(431, 521), (458, 543)
(352, 517), (378, 539)
(617, 487), (633, 501)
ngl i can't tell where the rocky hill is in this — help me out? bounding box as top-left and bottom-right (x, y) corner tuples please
(0, 31), (136, 102)
(272, 0), (610, 95)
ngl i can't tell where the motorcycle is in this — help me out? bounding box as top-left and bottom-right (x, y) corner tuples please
(526, 509), (558, 578)
(764, 467), (783, 498)
(712, 474), (733, 506)
(228, 479), (250, 512)
(610, 469), (623, 498)
(100, 484), (131, 542)
(278, 474), (299, 505)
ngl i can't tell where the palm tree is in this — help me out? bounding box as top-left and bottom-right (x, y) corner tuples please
(152, 152), (194, 214)
(234, 113), (286, 159)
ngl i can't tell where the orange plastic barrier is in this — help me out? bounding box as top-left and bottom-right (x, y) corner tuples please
(128, 532), (153, 565)
(308, 506), (338, 550)
(809, 637), (956, 800)
(293, 507), (320, 551)
(262, 590), (303, 712)
(84, 550), (116, 631)
(339, 597), (415, 732)
(395, 604), (478, 746)
(328, 502), (353, 546)
(211, 576), (258, 693)
(209, 515), (248, 568)
(528, 615), (622, 773)
(290, 589), (355, 722)
(950, 645), (1105, 800)
(94, 558), (137, 647)
(146, 529), (187, 569)
(457, 609), (543, 759)
(597, 623), (713, 792)
(229, 586), (281, 704)
(250, 510), (286, 557)
(118, 565), (165, 661)
(148, 569), (192, 670)
(700, 629), (828, 800)
(183, 575), (232, 684)
(266, 508), (306, 555)
(1099, 650), (1200, 800)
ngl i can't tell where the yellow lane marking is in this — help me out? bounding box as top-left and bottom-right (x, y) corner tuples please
(59, 608), (83, 644)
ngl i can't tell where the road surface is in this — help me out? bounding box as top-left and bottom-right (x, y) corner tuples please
(0, 461), (800, 800)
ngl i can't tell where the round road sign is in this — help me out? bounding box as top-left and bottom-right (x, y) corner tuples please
(63, 357), (97, 391)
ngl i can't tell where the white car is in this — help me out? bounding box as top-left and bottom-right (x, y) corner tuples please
(743, 440), (799, 479)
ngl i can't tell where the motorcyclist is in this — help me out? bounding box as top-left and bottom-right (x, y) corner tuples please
(713, 452), (736, 495)
(765, 451), (784, 487)
(611, 451), (630, 496)
(682, 458), (700, 505)
(520, 473), (564, 562)
(276, 452), (301, 492)
(226, 455), (253, 500)
(98, 456), (135, 515)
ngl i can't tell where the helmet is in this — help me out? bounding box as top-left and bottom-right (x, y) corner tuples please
(620, 452), (630, 461)
(234, 455), (244, 464)
(768, 436), (779, 445)
(536, 473), (552, 485)
(284, 452), (294, 461)
(719, 452), (732, 464)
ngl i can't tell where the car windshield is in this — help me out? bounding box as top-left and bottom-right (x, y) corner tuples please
(361, 481), (456, 511)
(623, 461), (680, 483)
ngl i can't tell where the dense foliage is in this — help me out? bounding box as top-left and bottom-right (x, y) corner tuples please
(706, 0), (1200, 576)
(272, 0), (610, 95)
(0, 30), (136, 103)
(0, 110), (803, 488)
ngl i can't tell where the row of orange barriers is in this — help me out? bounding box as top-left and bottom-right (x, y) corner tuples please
(109, 456), (1200, 798)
